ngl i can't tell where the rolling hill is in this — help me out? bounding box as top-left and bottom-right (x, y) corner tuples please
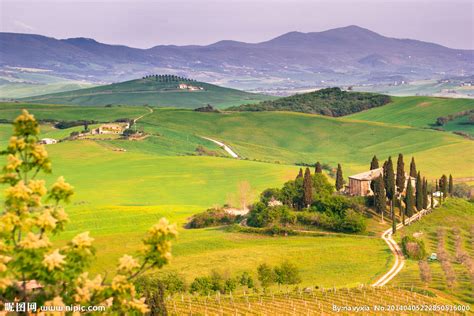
(1, 26), (472, 90)
(20, 76), (273, 108)
(228, 87), (391, 116)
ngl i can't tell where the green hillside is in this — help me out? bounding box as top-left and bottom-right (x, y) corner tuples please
(19, 76), (274, 108)
(228, 87), (391, 116)
(348, 96), (474, 129)
(136, 108), (474, 178)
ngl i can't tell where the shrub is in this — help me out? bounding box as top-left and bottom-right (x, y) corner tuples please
(274, 261), (302, 286)
(452, 183), (471, 198)
(247, 203), (296, 228)
(190, 277), (213, 295)
(337, 209), (367, 233)
(187, 208), (239, 228)
(401, 236), (426, 260)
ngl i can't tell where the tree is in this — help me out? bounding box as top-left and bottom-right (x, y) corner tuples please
(303, 168), (313, 207)
(335, 164), (344, 191)
(405, 180), (415, 217)
(392, 212), (397, 234)
(430, 191), (435, 209)
(383, 157), (395, 217)
(415, 172), (423, 211)
(374, 176), (386, 222)
(0, 110), (177, 313)
(435, 179), (439, 192)
(274, 261), (301, 287)
(396, 153), (405, 194)
(422, 178), (428, 210)
(315, 161), (322, 174)
(257, 263), (275, 289)
(370, 155), (379, 170)
(296, 168), (303, 179)
(448, 174), (454, 196)
(440, 174), (448, 201)
(410, 157), (417, 178)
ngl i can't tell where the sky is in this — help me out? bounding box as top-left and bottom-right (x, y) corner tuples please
(1, 0), (473, 49)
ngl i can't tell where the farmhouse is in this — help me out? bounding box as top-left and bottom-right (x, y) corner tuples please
(39, 138), (57, 145)
(348, 167), (416, 196)
(178, 83), (204, 91)
(93, 123), (129, 135)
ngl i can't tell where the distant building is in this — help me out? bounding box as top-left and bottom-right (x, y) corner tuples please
(93, 123), (128, 135)
(348, 167), (416, 196)
(39, 138), (57, 145)
(178, 83), (204, 91)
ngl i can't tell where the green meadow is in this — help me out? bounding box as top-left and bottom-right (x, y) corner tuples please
(0, 93), (472, 291)
(349, 96), (474, 129)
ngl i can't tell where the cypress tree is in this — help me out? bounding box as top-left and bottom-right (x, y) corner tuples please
(303, 168), (313, 207)
(370, 155), (379, 170)
(435, 179), (439, 192)
(296, 168), (303, 179)
(422, 178), (428, 210)
(383, 157), (396, 217)
(405, 180), (415, 217)
(374, 176), (386, 222)
(315, 162), (322, 174)
(335, 164), (344, 191)
(448, 174), (454, 196)
(396, 153), (405, 194)
(440, 174), (448, 201)
(392, 212), (397, 234)
(431, 191), (434, 209)
(415, 172), (423, 211)
(410, 157), (417, 178)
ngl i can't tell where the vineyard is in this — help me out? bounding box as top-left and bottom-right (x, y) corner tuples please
(165, 286), (466, 315)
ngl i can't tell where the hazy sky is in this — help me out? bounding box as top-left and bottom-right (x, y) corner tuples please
(1, 0), (473, 49)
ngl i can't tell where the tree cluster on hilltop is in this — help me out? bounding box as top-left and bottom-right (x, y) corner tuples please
(227, 87), (391, 117)
(142, 74), (196, 82)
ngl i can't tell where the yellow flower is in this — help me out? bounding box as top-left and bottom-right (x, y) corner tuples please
(72, 232), (94, 248)
(117, 255), (139, 273)
(13, 109), (39, 137)
(36, 209), (57, 231)
(43, 249), (66, 271)
(0, 277), (12, 291)
(127, 297), (150, 314)
(31, 143), (49, 164)
(49, 176), (74, 203)
(73, 272), (103, 303)
(18, 232), (51, 250)
(5, 154), (22, 171)
(28, 179), (47, 196)
(8, 136), (26, 151)
(148, 217), (178, 238)
(43, 296), (66, 316)
(5, 181), (31, 202)
(0, 255), (12, 273)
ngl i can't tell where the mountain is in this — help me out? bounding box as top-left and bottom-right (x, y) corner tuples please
(1, 26), (472, 90)
(20, 75), (274, 108)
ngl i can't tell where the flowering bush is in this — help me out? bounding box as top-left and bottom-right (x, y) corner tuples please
(0, 110), (177, 313)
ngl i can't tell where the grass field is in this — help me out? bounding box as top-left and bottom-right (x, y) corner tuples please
(348, 96), (474, 129)
(0, 98), (472, 295)
(136, 108), (474, 178)
(20, 78), (274, 108)
(5, 139), (388, 288)
(393, 199), (474, 305)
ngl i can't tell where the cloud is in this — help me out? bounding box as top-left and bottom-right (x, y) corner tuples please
(14, 20), (35, 32)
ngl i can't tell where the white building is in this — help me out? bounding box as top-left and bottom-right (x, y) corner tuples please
(39, 138), (57, 145)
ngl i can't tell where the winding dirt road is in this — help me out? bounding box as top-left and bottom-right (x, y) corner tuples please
(372, 198), (437, 287)
(200, 137), (239, 158)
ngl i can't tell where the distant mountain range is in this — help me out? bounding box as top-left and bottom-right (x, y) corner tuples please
(1, 26), (473, 90)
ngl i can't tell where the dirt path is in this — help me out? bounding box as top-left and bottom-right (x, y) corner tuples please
(134, 106), (154, 124)
(200, 136), (239, 158)
(372, 197), (438, 287)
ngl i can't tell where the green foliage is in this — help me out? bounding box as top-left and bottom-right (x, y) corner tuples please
(452, 183), (471, 199)
(448, 174), (454, 196)
(247, 203), (296, 228)
(239, 272), (254, 289)
(257, 263), (276, 288)
(274, 261), (302, 286)
(228, 88), (391, 117)
(415, 172), (423, 211)
(396, 153), (405, 193)
(303, 168), (313, 207)
(374, 176), (386, 216)
(405, 180), (415, 217)
(401, 236), (426, 260)
(314, 161), (322, 174)
(410, 157), (417, 178)
(383, 157), (395, 200)
(187, 208), (240, 229)
(370, 155), (379, 170)
(335, 164), (344, 191)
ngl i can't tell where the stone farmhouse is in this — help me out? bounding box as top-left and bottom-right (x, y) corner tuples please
(39, 138), (57, 145)
(178, 83), (204, 91)
(91, 123), (129, 135)
(348, 167), (416, 196)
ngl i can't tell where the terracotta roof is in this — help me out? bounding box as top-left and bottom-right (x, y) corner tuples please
(349, 168), (383, 181)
